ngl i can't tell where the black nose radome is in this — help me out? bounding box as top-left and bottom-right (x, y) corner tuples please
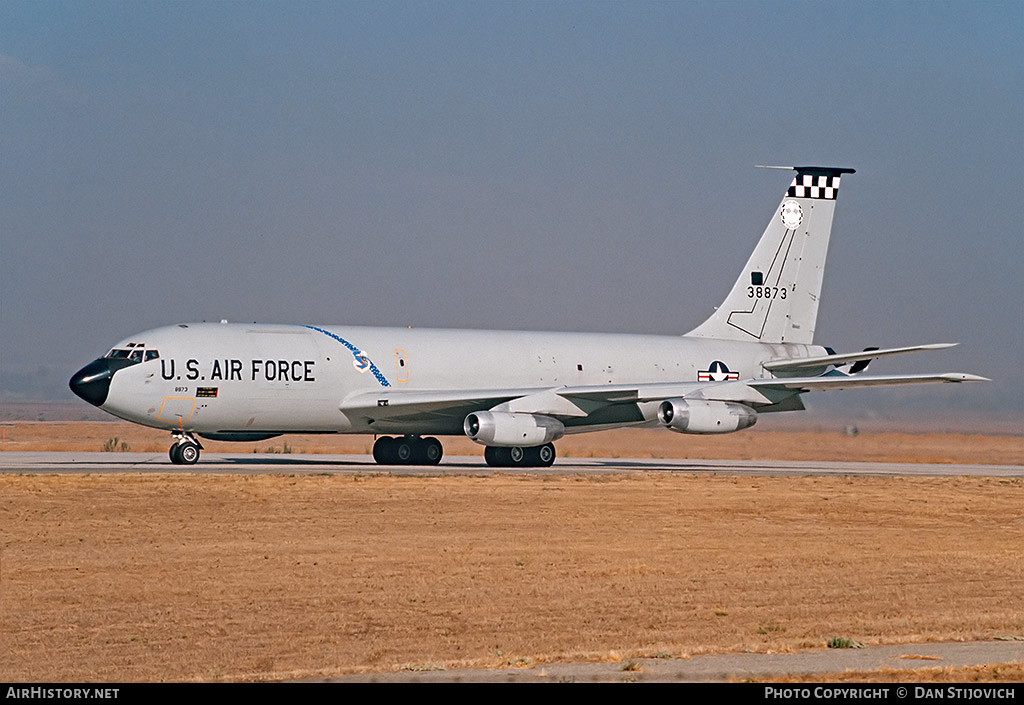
(69, 359), (117, 407)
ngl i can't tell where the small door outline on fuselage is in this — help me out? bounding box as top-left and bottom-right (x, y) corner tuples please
(394, 349), (409, 383)
(157, 396), (195, 426)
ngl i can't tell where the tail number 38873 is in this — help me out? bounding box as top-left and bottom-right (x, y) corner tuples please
(748, 286), (787, 299)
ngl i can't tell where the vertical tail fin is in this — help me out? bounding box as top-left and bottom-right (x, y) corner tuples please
(686, 166), (855, 345)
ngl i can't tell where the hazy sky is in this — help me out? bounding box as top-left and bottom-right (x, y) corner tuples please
(2, 1), (1021, 418)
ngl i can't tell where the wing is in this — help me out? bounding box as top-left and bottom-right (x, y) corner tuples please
(339, 383), (718, 432)
(338, 364), (987, 433)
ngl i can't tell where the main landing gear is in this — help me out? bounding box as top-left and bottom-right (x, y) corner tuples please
(169, 432), (202, 465)
(372, 435), (444, 466)
(483, 443), (556, 468)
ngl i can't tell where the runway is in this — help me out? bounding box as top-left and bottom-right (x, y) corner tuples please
(1, 451), (1022, 477)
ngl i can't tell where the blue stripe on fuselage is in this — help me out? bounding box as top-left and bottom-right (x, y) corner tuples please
(303, 325), (391, 387)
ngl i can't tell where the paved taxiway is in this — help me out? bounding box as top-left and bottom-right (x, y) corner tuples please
(1, 451), (1021, 477)
(304, 641), (1024, 682)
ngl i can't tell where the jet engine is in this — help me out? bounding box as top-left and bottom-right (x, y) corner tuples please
(657, 399), (757, 434)
(464, 411), (565, 447)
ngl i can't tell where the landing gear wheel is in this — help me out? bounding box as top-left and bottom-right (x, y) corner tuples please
(372, 436), (396, 464)
(536, 443), (556, 467)
(170, 441), (200, 465)
(484, 446), (514, 467)
(395, 437), (415, 463)
(178, 441), (200, 465)
(372, 435), (445, 466)
(169, 433), (202, 465)
(422, 437), (443, 465)
(483, 444), (555, 468)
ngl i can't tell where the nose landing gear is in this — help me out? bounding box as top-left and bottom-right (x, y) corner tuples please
(169, 432), (203, 465)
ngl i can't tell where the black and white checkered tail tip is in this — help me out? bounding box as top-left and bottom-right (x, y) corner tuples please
(756, 165), (856, 200)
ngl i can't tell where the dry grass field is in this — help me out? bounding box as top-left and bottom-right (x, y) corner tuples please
(1, 422), (1022, 682)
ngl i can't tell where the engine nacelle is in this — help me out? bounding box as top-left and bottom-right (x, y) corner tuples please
(464, 411), (565, 447)
(657, 399), (757, 434)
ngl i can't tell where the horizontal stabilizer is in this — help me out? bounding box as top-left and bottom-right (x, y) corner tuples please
(752, 372), (989, 393)
(762, 343), (959, 374)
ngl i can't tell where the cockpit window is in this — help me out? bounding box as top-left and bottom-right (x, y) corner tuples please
(105, 347), (152, 365)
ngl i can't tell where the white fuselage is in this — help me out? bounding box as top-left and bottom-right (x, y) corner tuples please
(97, 322), (824, 436)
